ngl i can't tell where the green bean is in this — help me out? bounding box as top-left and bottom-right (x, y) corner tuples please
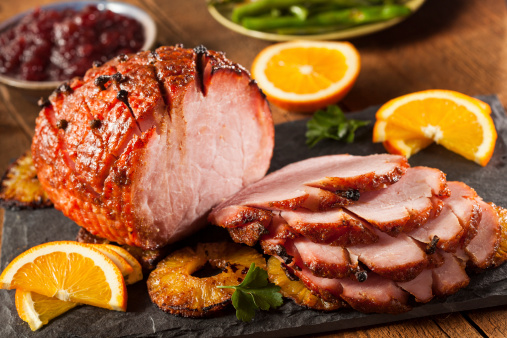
(231, 0), (390, 23)
(241, 5), (411, 32)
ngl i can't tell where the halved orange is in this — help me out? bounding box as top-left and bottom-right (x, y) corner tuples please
(373, 90), (497, 166)
(0, 241), (127, 311)
(251, 40), (360, 113)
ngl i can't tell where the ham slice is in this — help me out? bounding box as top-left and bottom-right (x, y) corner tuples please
(432, 250), (469, 296)
(466, 201), (501, 269)
(293, 237), (357, 279)
(446, 181), (481, 244)
(348, 229), (428, 282)
(345, 167), (449, 234)
(281, 208), (377, 246)
(409, 206), (464, 252)
(397, 269), (434, 303)
(209, 154), (409, 223)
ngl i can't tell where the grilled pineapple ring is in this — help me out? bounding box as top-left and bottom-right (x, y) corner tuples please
(267, 256), (341, 311)
(147, 242), (266, 317)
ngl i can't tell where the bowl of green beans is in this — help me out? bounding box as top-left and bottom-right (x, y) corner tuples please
(207, 0), (425, 41)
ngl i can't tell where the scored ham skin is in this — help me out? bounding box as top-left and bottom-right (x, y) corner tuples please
(345, 167), (450, 235)
(32, 45), (274, 250)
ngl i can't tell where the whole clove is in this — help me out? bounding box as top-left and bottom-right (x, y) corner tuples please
(94, 75), (111, 91)
(56, 119), (68, 130)
(337, 189), (360, 201)
(355, 270), (368, 282)
(56, 82), (72, 95)
(117, 54), (128, 62)
(425, 235), (440, 255)
(117, 89), (141, 131)
(37, 97), (50, 108)
(111, 72), (126, 84)
(89, 119), (102, 129)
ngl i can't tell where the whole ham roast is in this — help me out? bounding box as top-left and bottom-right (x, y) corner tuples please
(31, 45), (274, 250)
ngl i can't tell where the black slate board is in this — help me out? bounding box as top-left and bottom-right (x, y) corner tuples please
(2, 95), (507, 337)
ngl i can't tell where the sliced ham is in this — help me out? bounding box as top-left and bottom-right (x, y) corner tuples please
(209, 154), (409, 224)
(397, 269), (434, 303)
(293, 237), (357, 279)
(466, 201), (501, 269)
(432, 250), (469, 297)
(446, 181), (481, 244)
(409, 206), (464, 252)
(348, 229), (428, 282)
(339, 273), (410, 314)
(345, 167), (449, 234)
(280, 208), (378, 246)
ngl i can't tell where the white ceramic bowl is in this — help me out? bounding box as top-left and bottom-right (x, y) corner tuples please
(0, 1), (157, 90)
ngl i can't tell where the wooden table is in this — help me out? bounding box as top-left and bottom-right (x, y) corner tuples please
(1, 0), (506, 336)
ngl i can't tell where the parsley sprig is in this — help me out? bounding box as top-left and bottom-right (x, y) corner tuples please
(306, 105), (370, 148)
(218, 263), (283, 322)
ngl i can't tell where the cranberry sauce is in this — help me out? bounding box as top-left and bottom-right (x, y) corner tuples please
(0, 5), (145, 81)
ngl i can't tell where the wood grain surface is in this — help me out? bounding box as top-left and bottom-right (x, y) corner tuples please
(0, 0), (506, 336)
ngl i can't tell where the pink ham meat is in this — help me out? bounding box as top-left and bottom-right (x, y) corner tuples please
(446, 181), (482, 244)
(208, 153), (507, 314)
(408, 181), (481, 252)
(466, 201), (501, 269)
(32, 45), (274, 249)
(281, 208), (378, 246)
(348, 229), (428, 282)
(345, 167), (450, 234)
(209, 154), (409, 225)
(283, 262), (410, 314)
(292, 237), (357, 279)
(432, 250), (470, 296)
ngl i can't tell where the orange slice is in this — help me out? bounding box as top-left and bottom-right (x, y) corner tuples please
(0, 241), (127, 311)
(251, 40), (360, 113)
(15, 289), (79, 331)
(91, 244), (143, 285)
(372, 90), (497, 166)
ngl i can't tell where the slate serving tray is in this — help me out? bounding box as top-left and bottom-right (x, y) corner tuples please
(2, 95), (507, 337)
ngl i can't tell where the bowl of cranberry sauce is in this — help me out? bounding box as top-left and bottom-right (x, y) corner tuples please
(0, 1), (156, 90)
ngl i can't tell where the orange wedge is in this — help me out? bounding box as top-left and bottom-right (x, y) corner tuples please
(0, 241), (127, 311)
(372, 90), (497, 166)
(251, 40), (360, 113)
(15, 289), (79, 331)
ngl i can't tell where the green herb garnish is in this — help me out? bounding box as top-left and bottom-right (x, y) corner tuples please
(218, 263), (283, 322)
(306, 105), (370, 148)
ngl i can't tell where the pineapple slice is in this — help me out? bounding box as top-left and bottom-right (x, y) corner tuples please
(0, 151), (52, 209)
(147, 242), (265, 317)
(267, 256), (341, 311)
(492, 203), (507, 265)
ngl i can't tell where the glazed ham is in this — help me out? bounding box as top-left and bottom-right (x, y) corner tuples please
(209, 154), (507, 314)
(32, 45), (274, 249)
